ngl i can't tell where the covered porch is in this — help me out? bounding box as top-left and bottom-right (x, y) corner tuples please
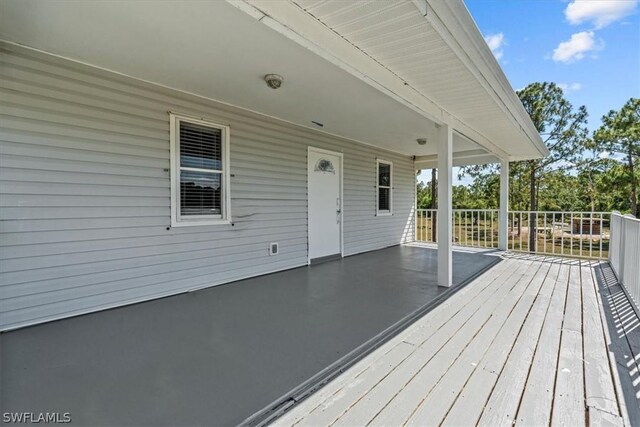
(0, 1), (566, 425)
(0, 0), (547, 296)
(0, 245), (501, 426)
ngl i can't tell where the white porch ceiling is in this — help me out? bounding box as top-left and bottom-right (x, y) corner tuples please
(0, 0), (544, 163)
(293, 1), (519, 145)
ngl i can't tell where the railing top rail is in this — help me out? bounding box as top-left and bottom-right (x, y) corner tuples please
(611, 211), (638, 221)
(452, 209), (499, 212)
(417, 208), (499, 211)
(508, 210), (611, 214)
(417, 209), (613, 215)
(414, 208), (614, 260)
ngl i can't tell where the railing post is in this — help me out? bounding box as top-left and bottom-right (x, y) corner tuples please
(414, 170), (418, 243)
(431, 168), (437, 243)
(624, 214), (640, 310)
(498, 159), (509, 250)
(619, 214), (628, 285)
(609, 213), (617, 270)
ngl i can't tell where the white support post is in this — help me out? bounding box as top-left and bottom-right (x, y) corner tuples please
(414, 168), (419, 243)
(437, 123), (453, 287)
(499, 159), (509, 250)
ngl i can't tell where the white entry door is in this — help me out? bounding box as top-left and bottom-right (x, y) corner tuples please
(308, 147), (342, 262)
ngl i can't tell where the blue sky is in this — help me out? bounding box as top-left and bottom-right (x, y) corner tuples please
(419, 0), (640, 186)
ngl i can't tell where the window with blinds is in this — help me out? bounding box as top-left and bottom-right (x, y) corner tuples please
(170, 114), (230, 226)
(376, 159), (393, 215)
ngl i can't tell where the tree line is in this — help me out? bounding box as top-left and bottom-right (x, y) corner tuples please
(418, 84), (639, 219)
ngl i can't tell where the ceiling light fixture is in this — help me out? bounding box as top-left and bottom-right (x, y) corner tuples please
(417, 138), (427, 145)
(264, 74), (284, 89)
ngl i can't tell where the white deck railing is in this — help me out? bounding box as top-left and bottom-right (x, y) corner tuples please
(416, 209), (499, 249)
(508, 211), (610, 259)
(416, 209), (611, 259)
(609, 212), (640, 312)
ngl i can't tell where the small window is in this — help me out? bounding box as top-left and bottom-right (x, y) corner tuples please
(376, 159), (393, 215)
(170, 114), (231, 226)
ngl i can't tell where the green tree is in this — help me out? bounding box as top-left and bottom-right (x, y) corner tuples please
(538, 170), (581, 211)
(416, 180), (432, 209)
(462, 82), (589, 249)
(584, 158), (640, 213)
(592, 98), (640, 216)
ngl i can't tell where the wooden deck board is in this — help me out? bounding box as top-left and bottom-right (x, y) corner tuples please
(595, 263), (640, 426)
(448, 258), (565, 424)
(382, 260), (541, 425)
(414, 265), (553, 424)
(582, 262), (622, 420)
(474, 260), (559, 427)
(365, 261), (542, 426)
(276, 256), (529, 424)
(515, 261), (568, 426)
(405, 262), (553, 426)
(275, 257), (521, 426)
(338, 261), (538, 425)
(551, 263), (586, 427)
(273, 255), (635, 427)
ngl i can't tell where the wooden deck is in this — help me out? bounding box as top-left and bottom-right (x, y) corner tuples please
(273, 254), (635, 426)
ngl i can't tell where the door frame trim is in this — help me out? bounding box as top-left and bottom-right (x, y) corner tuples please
(307, 146), (344, 265)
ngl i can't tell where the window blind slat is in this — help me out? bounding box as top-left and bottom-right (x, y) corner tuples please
(378, 187), (390, 211)
(180, 171), (222, 216)
(180, 122), (222, 170)
(178, 121), (223, 217)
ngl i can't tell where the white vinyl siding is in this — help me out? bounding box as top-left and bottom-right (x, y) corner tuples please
(0, 42), (416, 331)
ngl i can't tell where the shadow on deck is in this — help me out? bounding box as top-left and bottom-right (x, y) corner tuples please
(594, 263), (640, 425)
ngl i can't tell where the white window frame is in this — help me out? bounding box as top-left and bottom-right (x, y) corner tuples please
(170, 113), (231, 227)
(376, 158), (393, 216)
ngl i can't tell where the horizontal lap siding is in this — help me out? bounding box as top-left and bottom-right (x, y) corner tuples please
(0, 43), (415, 330)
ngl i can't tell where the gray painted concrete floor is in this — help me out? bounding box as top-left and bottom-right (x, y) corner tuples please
(0, 245), (501, 427)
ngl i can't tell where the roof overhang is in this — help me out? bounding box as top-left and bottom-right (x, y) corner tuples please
(0, 0), (547, 163)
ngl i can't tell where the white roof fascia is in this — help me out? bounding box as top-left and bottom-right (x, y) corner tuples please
(421, 0), (548, 158)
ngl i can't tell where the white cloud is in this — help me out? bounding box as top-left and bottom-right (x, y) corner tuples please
(565, 0), (638, 29)
(552, 31), (603, 62)
(484, 33), (506, 60)
(598, 151), (610, 159)
(557, 82), (582, 92)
